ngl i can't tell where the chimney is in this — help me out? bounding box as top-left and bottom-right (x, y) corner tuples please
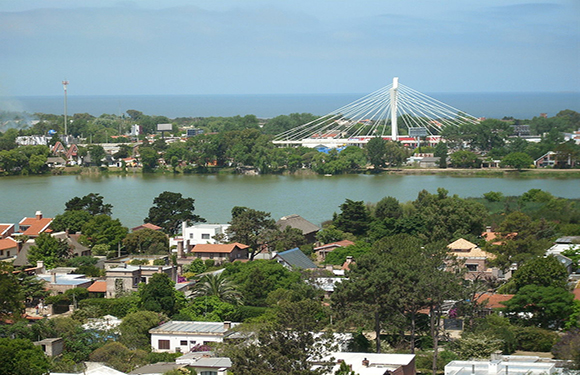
(51, 272), (57, 284)
(488, 360), (500, 375)
(157, 266), (163, 273)
(362, 358), (369, 367)
(35, 211), (43, 220)
(486, 226), (492, 233)
(223, 321), (231, 330)
(36, 261), (45, 274)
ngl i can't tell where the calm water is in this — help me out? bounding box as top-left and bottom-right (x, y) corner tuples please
(3, 92), (580, 119)
(0, 174), (578, 229)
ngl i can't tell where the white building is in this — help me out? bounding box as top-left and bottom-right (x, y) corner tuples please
(149, 321), (239, 353)
(172, 223), (230, 250)
(445, 357), (558, 375)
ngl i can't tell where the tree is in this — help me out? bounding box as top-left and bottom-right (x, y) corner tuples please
(123, 228), (169, 254)
(453, 334), (503, 359)
(0, 264), (24, 321)
(27, 233), (72, 269)
(89, 341), (148, 372)
(333, 199), (372, 236)
(145, 191), (205, 236)
(85, 144), (106, 166)
(450, 150), (481, 168)
(365, 137), (387, 169)
(384, 141), (408, 167)
(52, 210), (93, 233)
(502, 285), (574, 329)
(139, 273), (180, 316)
(193, 272), (243, 305)
(139, 146), (159, 172)
(65, 193), (113, 215)
(226, 207), (277, 261)
(118, 310), (167, 351)
(501, 152), (533, 170)
(0, 338), (50, 375)
(434, 142), (448, 168)
(81, 214), (128, 251)
(374, 196), (402, 220)
(509, 255), (568, 292)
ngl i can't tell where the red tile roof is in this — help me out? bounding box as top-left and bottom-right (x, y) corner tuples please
(475, 293), (514, 309)
(88, 281), (107, 293)
(314, 240), (355, 250)
(19, 216), (53, 236)
(132, 223), (163, 232)
(0, 224), (14, 237)
(0, 237), (17, 251)
(191, 243), (249, 253)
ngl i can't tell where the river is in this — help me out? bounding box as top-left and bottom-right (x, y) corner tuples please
(1, 173), (578, 229)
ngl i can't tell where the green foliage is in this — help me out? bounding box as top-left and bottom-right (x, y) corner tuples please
(510, 255), (568, 292)
(502, 285), (575, 329)
(119, 310), (167, 350)
(520, 188), (555, 203)
(333, 199), (372, 236)
(453, 333), (503, 359)
(178, 295), (237, 322)
(483, 191), (504, 202)
(223, 260), (301, 307)
(193, 272), (243, 305)
(0, 264), (24, 321)
(65, 193), (113, 215)
(183, 258), (207, 275)
(27, 232), (72, 269)
(139, 273), (181, 316)
(0, 338), (50, 375)
(501, 152), (534, 170)
(513, 326), (558, 352)
(123, 228), (169, 254)
(145, 191), (205, 236)
(226, 206), (278, 260)
(315, 225), (353, 244)
(79, 295), (139, 318)
(365, 136), (388, 168)
(552, 329), (580, 368)
(450, 150), (481, 168)
(81, 214), (128, 251)
(324, 242), (370, 265)
(89, 341), (148, 372)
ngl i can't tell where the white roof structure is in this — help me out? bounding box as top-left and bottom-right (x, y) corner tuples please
(315, 352), (415, 375)
(445, 358), (557, 375)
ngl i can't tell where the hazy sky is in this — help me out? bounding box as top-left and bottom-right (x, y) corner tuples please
(1, 0), (579, 96)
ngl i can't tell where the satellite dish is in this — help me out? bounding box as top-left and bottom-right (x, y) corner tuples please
(48, 129), (57, 135)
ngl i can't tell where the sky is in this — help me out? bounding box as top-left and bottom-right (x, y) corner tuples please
(1, 0), (579, 97)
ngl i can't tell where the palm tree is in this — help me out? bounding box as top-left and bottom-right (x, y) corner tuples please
(193, 272), (243, 305)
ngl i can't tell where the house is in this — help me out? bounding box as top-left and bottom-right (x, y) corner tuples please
(276, 214), (320, 243)
(445, 356), (557, 375)
(87, 280), (107, 297)
(36, 272), (93, 295)
(46, 157), (67, 168)
(546, 236), (580, 256)
(0, 237), (18, 260)
(149, 321), (239, 353)
(17, 211), (53, 237)
(190, 243), (249, 264)
(178, 223), (231, 249)
(314, 240), (355, 262)
(50, 362), (127, 375)
(274, 248), (317, 270)
(447, 238), (498, 280)
(105, 264), (177, 298)
(175, 354), (232, 375)
(34, 337), (64, 357)
(314, 352), (416, 375)
(472, 293), (514, 314)
(13, 232), (90, 267)
(0, 223), (15, 239)
(481, 226), (517, 246)
(534, 151), (557, 168)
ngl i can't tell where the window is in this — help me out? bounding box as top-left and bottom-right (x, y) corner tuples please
(200, 372), (218, 375)
(189, 233), (193, 239)
(201, 233), (210, 239)
(180, 340), (187, 346)
(466, 264), (478, 272)
(158, 340), (170, 350)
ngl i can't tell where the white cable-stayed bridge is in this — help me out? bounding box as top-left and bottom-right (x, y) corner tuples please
(273, 77), (480, 149)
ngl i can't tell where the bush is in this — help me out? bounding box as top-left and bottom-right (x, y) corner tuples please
(484, 191), (504, 202)
(79, 295), (139, 318)
(514, 326), (559, 352)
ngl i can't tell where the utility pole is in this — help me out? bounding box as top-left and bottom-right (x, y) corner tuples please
(62, 80), (69, 141)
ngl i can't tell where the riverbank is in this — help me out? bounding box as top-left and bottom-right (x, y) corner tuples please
(47, 166), (580, 179)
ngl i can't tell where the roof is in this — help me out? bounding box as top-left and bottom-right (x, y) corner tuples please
(149, 321), (239, 335)
(37, 273), (92, 286)
(447, 238), (477, 251)
(0, 237), (17, 251)
(474, 293), (514, 309)
(18, 214), (53, 236)
(0, 223), (14, 237)
(546, 243), (580, 256)
(52, 232), (90, 255)
(319, 352), (415, 375)
(556, 236), (580, 244)
(275, 248), (317, 269)
(128, 362), (184, 374)
(87, 280), (107, 293)
(191, 243), (249, 254)
(192, 357), (232, 369)
(50, 362), (127, 375)
(314, 240), (355, 251)
(132, 223), (162, 232)
(276, 214), (320, 235)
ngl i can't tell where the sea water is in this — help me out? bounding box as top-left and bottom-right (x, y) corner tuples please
(3, 92), (579, 120)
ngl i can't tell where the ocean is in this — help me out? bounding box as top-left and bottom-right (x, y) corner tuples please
(2, 92), (579, 120)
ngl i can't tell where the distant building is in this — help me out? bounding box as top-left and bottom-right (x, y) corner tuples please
(105, 264), (177, 298)
(274, 247), (317, 270)
(314, 240), (355, 262)
(276, 214), (320, 243)
(314, 352), (416, 375)
(445, 356), (558, 375)
(149, 321), (239, 353)
(190, 243), (249, 264)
